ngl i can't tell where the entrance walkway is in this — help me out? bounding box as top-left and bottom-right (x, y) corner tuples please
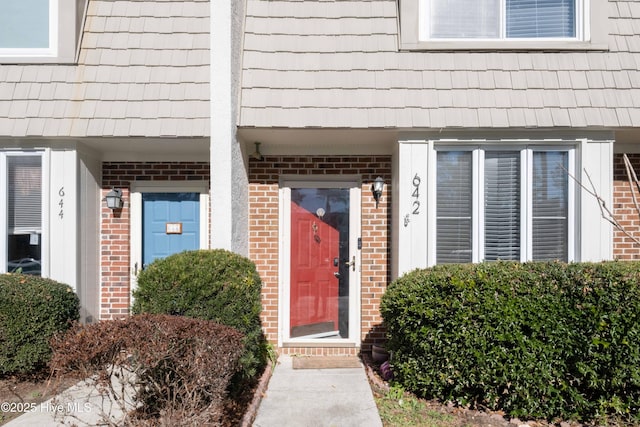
(253, 355), (383, 427)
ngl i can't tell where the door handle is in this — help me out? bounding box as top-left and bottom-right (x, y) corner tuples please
(344, 256), (355, 272)
(333, 272), (340, 278)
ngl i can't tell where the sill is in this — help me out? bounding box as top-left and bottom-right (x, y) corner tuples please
(282, 340), (359, 348)
(400, 40), (609, 51)
(0, 54), (76, 64)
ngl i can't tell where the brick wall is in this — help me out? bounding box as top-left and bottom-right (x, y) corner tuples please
(613, 153), (640, 259)
(248, 155), (391, 356)
(100, 162), (210, 320)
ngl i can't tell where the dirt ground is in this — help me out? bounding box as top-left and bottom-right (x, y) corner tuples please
(2, 359), (617, 427)
(0, 372), (260, 427)
(0, 375), (77, 425)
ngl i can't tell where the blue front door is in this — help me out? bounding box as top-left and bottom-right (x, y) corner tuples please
(142, 192), (200, 267)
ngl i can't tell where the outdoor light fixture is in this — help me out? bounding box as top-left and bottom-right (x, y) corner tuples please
(372, 176), (384, 208)
(105, 188), (123, 210)
(251, 142), (263, 161)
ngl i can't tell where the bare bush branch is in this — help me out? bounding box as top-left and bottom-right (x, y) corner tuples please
(566, 165), (640, 246)
(49, 314), (245, 426)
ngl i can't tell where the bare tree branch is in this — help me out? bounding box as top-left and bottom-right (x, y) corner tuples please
(565, 165), (640, 246)
(623, 153), (640, 221)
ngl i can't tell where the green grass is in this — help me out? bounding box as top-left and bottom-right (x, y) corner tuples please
(375, 385), (464, 427)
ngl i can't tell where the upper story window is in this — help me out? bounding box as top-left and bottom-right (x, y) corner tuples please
(424, 0), (578, 40)
(0, 0), (57, 57)
(0, 0), (85, 64)
(399, 0), (608, 50)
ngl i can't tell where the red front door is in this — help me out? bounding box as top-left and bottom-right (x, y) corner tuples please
(290, 201), (339, 337)
(289, 188), (350, 339)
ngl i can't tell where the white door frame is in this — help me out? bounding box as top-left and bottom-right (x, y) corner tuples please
(129, 182), (209, 298)
(278, 177), (362, 347)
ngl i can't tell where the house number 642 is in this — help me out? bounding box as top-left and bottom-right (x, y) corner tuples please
(412, 174), (421, 215)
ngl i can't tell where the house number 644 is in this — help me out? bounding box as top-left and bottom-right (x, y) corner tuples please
(58, 187), (65, 219)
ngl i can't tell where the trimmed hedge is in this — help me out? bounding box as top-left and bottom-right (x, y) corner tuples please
(0, 274), (79, 376)
(131, 249), (267, 385)
(380, 261), (640, 423)
(51, 314), (245, 425)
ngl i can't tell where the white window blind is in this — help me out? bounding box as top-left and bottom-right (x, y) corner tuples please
(506, 0), (575, 38)
(437, 151), (472, 264)
(429, 0), (500, 39)
(8, 156), (42, 232)
(484, 152), (520, 261)
(532, 151), (568, 261)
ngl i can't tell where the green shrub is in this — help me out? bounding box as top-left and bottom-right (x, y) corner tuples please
(0, 274), (79, 376)
(380, 261), (640, 423)
(51, 314), (245, 426)
(131, 249), (267, 386)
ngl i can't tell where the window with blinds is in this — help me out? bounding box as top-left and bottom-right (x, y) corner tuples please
(6, 155), (42, 275)
(506, 0), (575, 38)
(8, 156), (42, 232)
(435, 147), (570, 264)
(425, 0), (577, 40)
(532, 151), (568, 261)
(484, 152), (520, 261)
(436, 151), (472, 264)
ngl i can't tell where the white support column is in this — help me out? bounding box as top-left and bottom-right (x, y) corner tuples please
(396, 140), (429, 277)
(210, 0), (233, 251)
(49, 149), (77, 290)
(210, 0), (249, 255)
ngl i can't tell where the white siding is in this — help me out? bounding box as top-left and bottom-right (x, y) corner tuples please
(579, 138), (614, 261)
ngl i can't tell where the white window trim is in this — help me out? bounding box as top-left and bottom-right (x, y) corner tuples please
(0, 0), (58, 58)
(419, 0), (587, 43)
(400, 0), (607, 50)
(431, 143), (575, 264)
(0, 150), (50, 276)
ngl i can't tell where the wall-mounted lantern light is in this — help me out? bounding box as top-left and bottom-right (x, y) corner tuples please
(105, 188), (123, 210)
(251, 141), (263, 161)
(372, 176), (384, 208)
